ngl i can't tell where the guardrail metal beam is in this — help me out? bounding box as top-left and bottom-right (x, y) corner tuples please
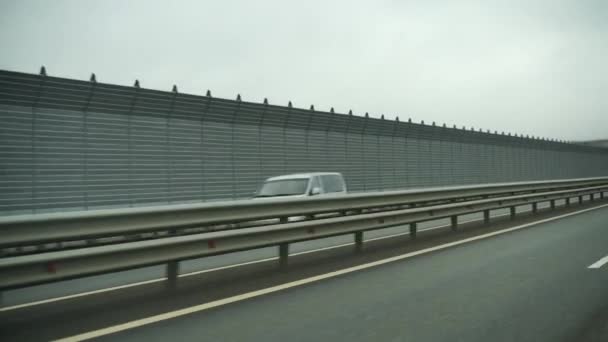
(2, 177), (608, 248)
(2, 184), (606, 291)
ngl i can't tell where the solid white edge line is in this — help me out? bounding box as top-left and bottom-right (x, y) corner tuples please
(0, 212), (508, 312)
(588, 255), (608, 269)
(54, 203), (608, 342)
(0, 278), (166, 312)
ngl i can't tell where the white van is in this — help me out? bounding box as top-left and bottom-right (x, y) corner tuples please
(254, 172), (347, 199)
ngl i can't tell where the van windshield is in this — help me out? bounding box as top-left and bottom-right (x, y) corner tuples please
(256, 178), (309, 197)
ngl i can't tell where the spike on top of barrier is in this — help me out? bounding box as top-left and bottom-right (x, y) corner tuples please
(39, 65), (47, 76)
(206, 90), (212, 97)
(90, 73), (97, 83)
(236, 93), (241, 101)
(365, 112), (369, 118)
(408, 118), (412, 123)
(381, 114), (385, 120)
(330, 107), (335, 113)
(432, 121), (435, 126)
(348, 109), (353, 115)
(462, 126), (466, 130)
(442, 123), (446, 127)
(453, 124), (457, 129)
(421, 120), (425, 125)
(263, 98), (268, 105)
(172, 85), (178, 93)
(134, 80), (140, 88)
(396, 116), (399, 122)
(288, 101), (293, 108)
(310, 105), (315, 111)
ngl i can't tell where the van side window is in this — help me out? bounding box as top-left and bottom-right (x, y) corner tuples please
(310, 176), (321, 194)
(321, 175), (344, 193)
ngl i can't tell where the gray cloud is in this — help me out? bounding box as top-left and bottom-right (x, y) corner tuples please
(1, 0), (606, 140)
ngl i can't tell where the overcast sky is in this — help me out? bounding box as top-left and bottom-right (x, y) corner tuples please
(1, 0), (606, 141)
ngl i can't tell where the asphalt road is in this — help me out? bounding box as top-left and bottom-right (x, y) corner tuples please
(90, 203), (608, 342)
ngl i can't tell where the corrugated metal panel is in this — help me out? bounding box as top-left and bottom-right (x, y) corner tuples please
(1, 69), (608, 215)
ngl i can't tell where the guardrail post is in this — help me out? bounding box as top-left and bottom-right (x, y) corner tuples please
(566, 197), (570, 206)
(510, 206), (516, 219)
(590, 193), (595, 201)
(532, 202), (538, 213)
(451, 216), (458, 231)
(579, 195), (583, 205)
(601, 192), (605, 199)
(279, 243), (289, 267)
(483, 210), (490, 224)
(166, 261), (179, 290)
(409, 222), (417, 239)
(354, 231), (363, 252)
(550, 200), (555, 210)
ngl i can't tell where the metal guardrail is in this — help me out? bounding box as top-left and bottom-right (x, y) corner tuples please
(0, 178), (607, 291)
(1, 177), (608, 248)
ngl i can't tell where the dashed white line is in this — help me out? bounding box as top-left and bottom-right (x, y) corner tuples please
(588, 255), (608, 269)
(54, 203), (608, 342)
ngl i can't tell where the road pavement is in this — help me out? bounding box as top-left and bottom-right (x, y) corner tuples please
(93, 203), (608, 342)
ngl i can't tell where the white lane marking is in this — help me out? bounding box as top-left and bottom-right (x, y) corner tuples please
(0, 278), (164, 312)
(588, 255), (608, 269)
(0, 213), (508, 312)
(55, 204), (608, 342)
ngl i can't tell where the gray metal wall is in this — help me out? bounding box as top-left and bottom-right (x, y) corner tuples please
(1, 70), (607, 215)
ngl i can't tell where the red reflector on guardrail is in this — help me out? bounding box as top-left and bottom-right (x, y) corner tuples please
(46, 262), (57, 273)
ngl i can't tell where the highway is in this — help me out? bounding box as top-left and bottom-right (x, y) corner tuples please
(91, 204), (608, 342)
(2, 200), (607, 341)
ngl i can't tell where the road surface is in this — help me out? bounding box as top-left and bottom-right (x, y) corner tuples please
(2, 199), (607, 341)
(94, 203), (608, 342)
